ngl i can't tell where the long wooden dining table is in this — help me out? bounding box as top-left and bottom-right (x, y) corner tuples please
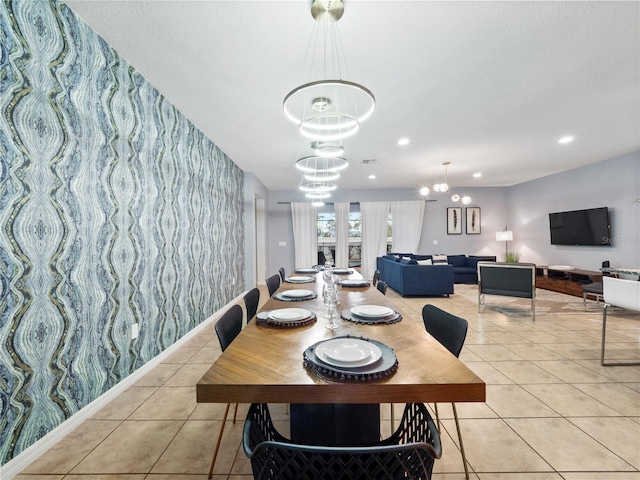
(197, 269), (485, 444)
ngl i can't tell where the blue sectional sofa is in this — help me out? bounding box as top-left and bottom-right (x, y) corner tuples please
(376, 255), (454, 297)
(446, 254), (497, 283)
(376, 254), (497, 297)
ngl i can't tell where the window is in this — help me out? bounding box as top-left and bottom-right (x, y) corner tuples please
(317, 212), (336, 239)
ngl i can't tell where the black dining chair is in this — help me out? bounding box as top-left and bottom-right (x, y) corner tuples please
(208, 304), (244, 478)
(422, 304), (470, 480)
(278, 267), (285, 282)
(373, 269), (380, 286)
(243, 287), (260, 324)
(266, 274), (281, 297)
(243, 402), (442, 480)
(376, 280), (388, 295)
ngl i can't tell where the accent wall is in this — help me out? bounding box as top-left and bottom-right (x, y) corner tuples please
(0, 0), (245, 465)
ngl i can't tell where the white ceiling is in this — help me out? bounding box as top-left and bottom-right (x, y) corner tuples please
(65, 0), (639, 192)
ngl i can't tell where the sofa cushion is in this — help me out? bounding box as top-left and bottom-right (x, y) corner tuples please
(412, 254), (432, 261)
(399, 258), (418, 265)
(455, 267), (476, 275)
(432, 254), (448, 265)
(417, 259), (433, 265)
(447, 254), (468, 267)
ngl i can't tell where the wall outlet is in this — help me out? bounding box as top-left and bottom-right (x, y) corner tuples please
(279, 241), (287, 246)
(131, 323), (139, 339)
(433, 240), (438, 245)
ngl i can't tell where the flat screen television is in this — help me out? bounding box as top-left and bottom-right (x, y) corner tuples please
(549, 207), (611, 246)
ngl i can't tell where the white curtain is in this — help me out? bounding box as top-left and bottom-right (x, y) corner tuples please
(291, 202), (318, 269)
(361, 202), (390, 281)
(334, 202), (350, 268)
(390, 201), (425, 254)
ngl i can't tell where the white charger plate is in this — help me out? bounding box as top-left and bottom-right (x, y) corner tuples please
(350, 305), (394, 318)
(286, 276), (314, 282)
(281, 289), (315, 298)
(316, 338), (382, 367)
(332, 268), (352, 274)
(268, 308), (311, 322)
(295, 268), (317, 274)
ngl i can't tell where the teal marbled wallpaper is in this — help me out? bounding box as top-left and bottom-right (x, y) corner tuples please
(0, 0), (245, 464)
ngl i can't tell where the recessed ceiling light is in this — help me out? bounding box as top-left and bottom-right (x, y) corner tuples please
(368, 174), (376, 179)
(473, 172), (482, 178)
(419, 187), (430, 196)
(397, 137), (410, 146)
(558, 136), (574, 144)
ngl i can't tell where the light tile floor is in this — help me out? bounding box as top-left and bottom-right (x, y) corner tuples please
(16, 284), (640, 480)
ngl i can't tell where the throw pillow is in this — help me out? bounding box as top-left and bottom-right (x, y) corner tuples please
(432, 254), (448, 265)
(417, 259), (433, 265)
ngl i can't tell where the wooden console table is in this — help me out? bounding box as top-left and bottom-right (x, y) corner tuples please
(535, 266), (603, 297)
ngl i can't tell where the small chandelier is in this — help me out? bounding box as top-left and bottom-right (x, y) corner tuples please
(419, 161), (472, 204)
(433, 161), (450, 192)
(283, 0), (375, 141)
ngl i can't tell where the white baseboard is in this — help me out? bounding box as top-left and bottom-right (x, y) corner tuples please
(0, 293), (246, 480)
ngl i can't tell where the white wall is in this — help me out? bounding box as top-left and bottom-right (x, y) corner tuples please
(243, 173), (269, 289)
(507, 151), (640, 271)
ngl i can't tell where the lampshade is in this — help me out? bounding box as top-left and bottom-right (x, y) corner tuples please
(496, 230), (513, 242)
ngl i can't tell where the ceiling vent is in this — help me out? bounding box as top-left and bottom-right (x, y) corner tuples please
(361, 159), (377, 165)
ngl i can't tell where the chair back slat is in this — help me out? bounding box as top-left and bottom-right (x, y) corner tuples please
(603, 277), (640, 311)
(243, 403), (441, 480)
(215, 304), (243, 351)
(422, 305), (468, 358)
(243, 287), (260, 323)
(266, 274), (281, 297)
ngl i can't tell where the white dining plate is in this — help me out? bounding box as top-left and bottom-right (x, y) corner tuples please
(281, 289), (314, 298)
(286, 276), (314, 282)
(295, 268), (317, 274)
(350, 305), (394, 318)
(332, 268), (352, 274)
(268, 308), (311, 322)
(316, 338), (382, 367)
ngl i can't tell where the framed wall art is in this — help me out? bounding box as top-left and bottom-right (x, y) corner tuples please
(447, 207), (462, 234)
(466, 207), (481, 234)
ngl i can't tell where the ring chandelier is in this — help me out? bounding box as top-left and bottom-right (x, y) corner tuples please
(283, 0), (375, 142)
(295, 155), (348, 173)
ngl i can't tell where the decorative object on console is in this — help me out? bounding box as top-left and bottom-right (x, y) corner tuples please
(504, 252), (521, 263)
(447, 207), (462, 234)
(466, 207), (481, 234)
